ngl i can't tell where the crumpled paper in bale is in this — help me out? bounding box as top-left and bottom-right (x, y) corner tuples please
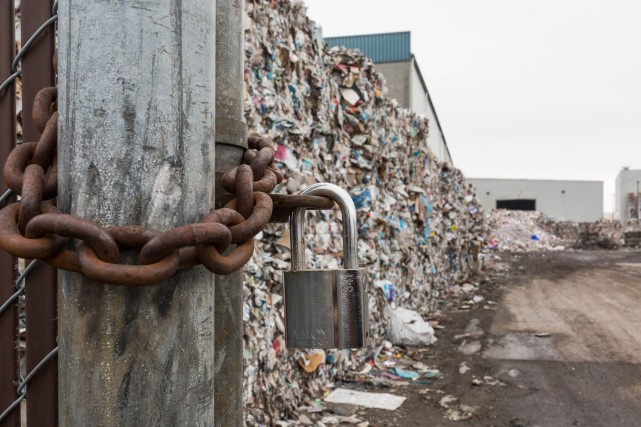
(240, 1), (486, 424)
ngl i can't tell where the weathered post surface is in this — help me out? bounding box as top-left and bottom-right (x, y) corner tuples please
(58, 1), (217, 425)
(214, 0), (246, 425)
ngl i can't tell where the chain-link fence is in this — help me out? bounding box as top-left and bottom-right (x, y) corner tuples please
(1, 1), (58, 425)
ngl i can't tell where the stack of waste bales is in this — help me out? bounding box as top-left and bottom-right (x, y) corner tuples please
(241, 1), (486, 423)
(551, 220), (625, 249)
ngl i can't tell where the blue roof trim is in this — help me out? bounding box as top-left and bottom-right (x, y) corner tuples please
(325, 32), (411, 63)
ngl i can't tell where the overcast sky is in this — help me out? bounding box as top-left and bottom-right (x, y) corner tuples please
(303, 0), (641, 212)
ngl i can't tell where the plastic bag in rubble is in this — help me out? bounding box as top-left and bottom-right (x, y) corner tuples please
(385, 305), (437, 346)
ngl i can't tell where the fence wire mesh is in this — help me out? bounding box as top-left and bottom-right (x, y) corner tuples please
(0, 1), (58, 425)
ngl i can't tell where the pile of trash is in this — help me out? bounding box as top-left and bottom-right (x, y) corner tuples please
(484, 210), (563, 252)
(484, 209), (636, 252)
(241, 1), (486, 424)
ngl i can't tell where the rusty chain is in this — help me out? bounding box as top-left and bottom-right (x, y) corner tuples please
(0, 81), (335, 286)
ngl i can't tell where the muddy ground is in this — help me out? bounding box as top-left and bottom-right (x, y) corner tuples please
(347, 250), (641, 426)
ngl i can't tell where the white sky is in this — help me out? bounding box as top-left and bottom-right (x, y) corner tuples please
(303, 0), (641, 213)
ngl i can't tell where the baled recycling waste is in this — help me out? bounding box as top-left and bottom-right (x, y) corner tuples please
(241, 1), (485, 423)
(484, 209), (637, 252)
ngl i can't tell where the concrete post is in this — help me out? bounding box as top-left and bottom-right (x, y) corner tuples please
(57, 1), (217, 425)
(214, 1), (246, 425)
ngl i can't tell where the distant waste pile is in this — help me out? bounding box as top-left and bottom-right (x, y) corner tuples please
(485, 209), (633, 252)
(484, 210), (563, 252)
(241, 1), (486, 424)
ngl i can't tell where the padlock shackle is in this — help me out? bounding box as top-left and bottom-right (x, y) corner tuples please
(290, 183), (358, 270)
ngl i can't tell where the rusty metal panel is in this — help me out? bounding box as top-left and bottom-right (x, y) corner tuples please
(21, 0), (55, 141)
(0, 0), (20, 425)
(20, 1), (58, 426)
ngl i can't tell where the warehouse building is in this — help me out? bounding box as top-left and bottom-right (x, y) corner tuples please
(468, 178), (603, 222)
(325, 31), (452, 164)
(615, 167), (641, 220)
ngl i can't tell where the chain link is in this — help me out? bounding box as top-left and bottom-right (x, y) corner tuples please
(1, 0), (335, 286)
(0, 76), (293, 285)
(0, 78), (337, 285)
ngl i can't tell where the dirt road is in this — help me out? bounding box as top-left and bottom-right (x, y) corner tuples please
(357, 250), (641, 426)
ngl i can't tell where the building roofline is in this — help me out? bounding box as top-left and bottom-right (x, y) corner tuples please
(324, 30), (410, 39)
(410, 55), (453, 164)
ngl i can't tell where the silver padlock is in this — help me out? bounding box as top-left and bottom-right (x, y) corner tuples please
(283, 183), (368, 349)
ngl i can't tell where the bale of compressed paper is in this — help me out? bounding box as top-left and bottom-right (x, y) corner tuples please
(241, 1), (486, 424)
(552, 220), (624, 249)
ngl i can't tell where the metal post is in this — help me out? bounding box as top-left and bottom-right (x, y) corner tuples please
(636, 181), (639, 220)
(20, 1), (58, 425)
(0, 2), (19, 426)
(214, 0), (246, 425)
(57, 1), (217, 425)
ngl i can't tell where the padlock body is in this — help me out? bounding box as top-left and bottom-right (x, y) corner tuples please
(283, 268), (368, 349)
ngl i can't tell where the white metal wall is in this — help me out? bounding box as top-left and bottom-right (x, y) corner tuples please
(409, 59), (429, 114)
(469, 178), (604, 222)
(408, 59), (450, 164)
